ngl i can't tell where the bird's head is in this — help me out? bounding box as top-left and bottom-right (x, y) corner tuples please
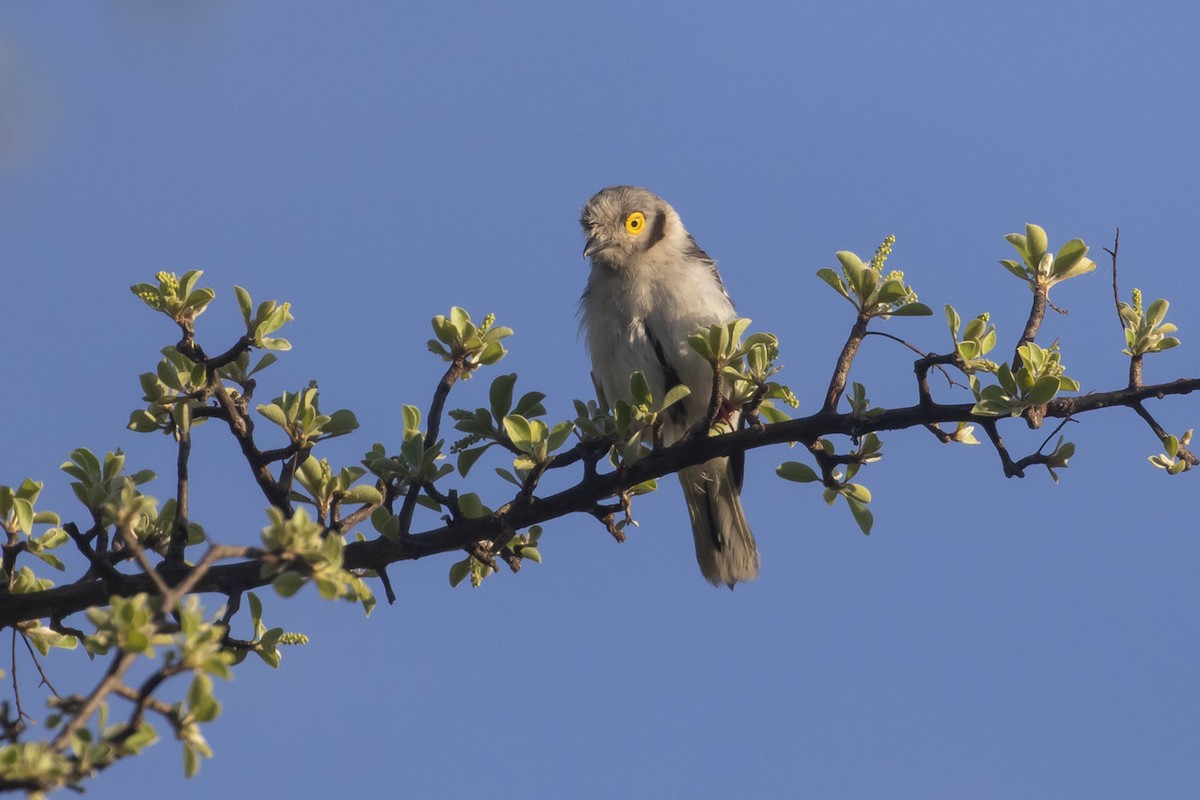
(580, 185), (676, 270)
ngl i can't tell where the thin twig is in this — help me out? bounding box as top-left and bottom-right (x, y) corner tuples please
(9, 629), (25, 722)
(166, 423), (192, 565)
(19, 631), (60, 697)
(1105, 227), (1122, 334)
(50, 651), (138, 752)
(117, 525), (171, 600)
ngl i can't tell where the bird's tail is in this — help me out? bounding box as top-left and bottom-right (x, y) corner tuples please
(678, 458), (760, 587)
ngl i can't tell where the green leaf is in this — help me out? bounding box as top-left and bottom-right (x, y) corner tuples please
(1052, 238), (1088, 276)
(847, 498), (874, 534)
(841, 483), (872, 504)
(998, 259), (1030, 281)
(512, 391), (547, 419)
(503, 415), (533, 453)
(402, 405), (421, 438)
(547, 421), (575, 452)
(257, 403), (289, 429)
(945, 304), (961, 336)
(886, 302), (933, 317)
(1026, 374), (1062, 406)
(489, 373), (517, 421)
(259, 336), (292, 351)
(323, 409), (359, 437)
(629, 371), (652, 406)
(342, 484), (382, 505)
(183, 740), (206, 778)
(457, 493), (489, 519)
(272, 571), (306, 598)
(235, 285), (253, 326)
(1025, 223), (1048, 266)
(12, 498), (33, 534)
(1145, 298), (1169, 329)
(1052, 256), (1096, 282)
(776, 462), (819, 483)
(449, 558), (471, 588)
(457, 445), (491, 477)
(815, 268), (851, 301)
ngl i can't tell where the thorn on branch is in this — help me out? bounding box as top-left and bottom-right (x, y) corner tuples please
(377, 566), (397, 605)
(923, 423), (954, 443)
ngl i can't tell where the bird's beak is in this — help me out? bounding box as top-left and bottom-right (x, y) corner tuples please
(583, 236), (613, 259)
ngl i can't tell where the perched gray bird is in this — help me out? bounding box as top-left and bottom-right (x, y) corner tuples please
(578, 186), (760, 587)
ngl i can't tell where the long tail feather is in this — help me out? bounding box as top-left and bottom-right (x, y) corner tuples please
(678, 457), (760, 587)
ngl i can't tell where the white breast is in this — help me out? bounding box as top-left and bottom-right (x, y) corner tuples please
(582, 247), (736, 435)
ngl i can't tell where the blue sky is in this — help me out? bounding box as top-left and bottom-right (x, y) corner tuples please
(2, 2), (1199, 798)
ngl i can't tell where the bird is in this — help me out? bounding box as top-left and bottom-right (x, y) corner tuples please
(578, 185), (760, 587)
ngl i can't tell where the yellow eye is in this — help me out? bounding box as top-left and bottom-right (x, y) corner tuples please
(624, 211), (646, 235)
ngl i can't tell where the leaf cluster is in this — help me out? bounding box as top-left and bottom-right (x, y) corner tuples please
(999, 223), (1096, 288)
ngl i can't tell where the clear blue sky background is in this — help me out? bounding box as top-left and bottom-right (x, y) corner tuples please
(2, 2), (1198, 798)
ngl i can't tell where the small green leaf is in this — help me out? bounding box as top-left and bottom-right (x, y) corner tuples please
(998, 259), (1030, 281)
(257, 403), (289, 429)
(841, 483), (872, 504)
(847, 498), (873, 534)
(629, 371), (652, 406)
(272, 571), (306, 597)
(815, 268), (851, 301)
(449, 559), (471, 588)
(776, 462), (819, 483)
(1025, 223), (1048, 266)
(503, 415), (533, 453)
(1026, 374), (1062, 406)
(457, 445), (491, 477)
(489, 373), (517, 421)
(945, 304), (961, 335)
(886, 302), (933, 317)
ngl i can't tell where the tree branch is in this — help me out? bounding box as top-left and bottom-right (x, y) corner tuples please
(1012, 282), (1048, 372)
(823, 312), (871, 413)
(4, 375), (1196, 629)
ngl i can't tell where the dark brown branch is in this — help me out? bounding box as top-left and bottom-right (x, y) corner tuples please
(913, 352), (961, 408)
(823, 313), (871, 413)
(980, 420), (1021, 477)
(1012, 282), (1048, 372)
(203, 334), (254, 372)
(397, 357), (469, 535)
(210, 380), (290, 510)
(165, 424), (192, 565)
(62, 523), (126, 592)
(1129, 353), (1144, 389)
